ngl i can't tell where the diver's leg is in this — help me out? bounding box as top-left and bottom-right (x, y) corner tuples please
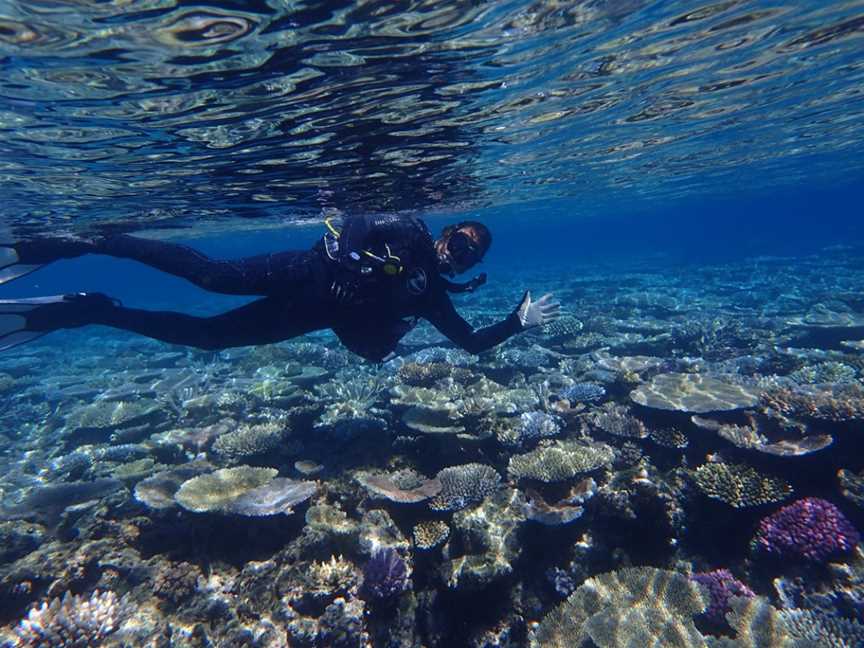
(95, 235), (322, 296)
(6, 235), (323, 297)
(24, 295), (329, 350)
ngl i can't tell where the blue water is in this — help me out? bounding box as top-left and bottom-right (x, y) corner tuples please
(2, 1), (864, 646)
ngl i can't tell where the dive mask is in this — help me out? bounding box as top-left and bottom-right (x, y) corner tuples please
(446, 231), (481, 266)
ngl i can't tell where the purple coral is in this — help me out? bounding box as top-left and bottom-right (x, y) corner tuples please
(753, 498), (860, 563)
(691, 569), (754, 625)
(360, 547), (410, 600)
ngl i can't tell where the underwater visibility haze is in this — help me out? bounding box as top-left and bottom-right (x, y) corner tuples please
(1, 0), (864, 646)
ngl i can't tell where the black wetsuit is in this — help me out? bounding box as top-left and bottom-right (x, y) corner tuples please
(26, 216), (522, 362)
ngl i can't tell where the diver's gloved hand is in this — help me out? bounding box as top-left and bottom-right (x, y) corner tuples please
(514, 291), (560, 330)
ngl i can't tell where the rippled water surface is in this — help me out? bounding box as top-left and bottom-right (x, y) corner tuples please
(1, 0), (863, 231)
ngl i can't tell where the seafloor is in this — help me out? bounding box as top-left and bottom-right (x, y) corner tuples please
(2, 245), (864, 647)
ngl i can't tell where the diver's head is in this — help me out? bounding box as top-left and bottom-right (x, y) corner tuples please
(436, 221), (491, 276)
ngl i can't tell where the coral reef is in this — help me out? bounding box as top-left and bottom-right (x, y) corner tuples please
(2, 245), (864, 646)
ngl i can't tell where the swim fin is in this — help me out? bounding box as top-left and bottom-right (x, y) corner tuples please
(0, 293), (120, 351)
(0, 295), (67, 351)
(0, 244), (43, 285)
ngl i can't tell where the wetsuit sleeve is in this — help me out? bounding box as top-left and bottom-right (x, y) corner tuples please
(423, 292), (522, 355)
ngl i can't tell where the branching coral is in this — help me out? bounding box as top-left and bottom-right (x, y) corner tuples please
(413, 520), (450, 550)
(429, 463), (501, 512)
(397, 361), (451, 387)
(692, 463), (792, 508)
(212, 421), (286, 459)
(12, 590), (129, 647)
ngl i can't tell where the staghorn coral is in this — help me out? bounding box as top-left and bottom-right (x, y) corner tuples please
(631, 373), (759, 413)
(429, 463), (501, 512)
(530, 567), (708, 648)
(693, 463), (792, 508)
(752, 498), (860, 563)
(12, 590), (129, 647)
(211, 421), (286, 459)
(413, 520), (450, 550)
(508, 440), (614, 483)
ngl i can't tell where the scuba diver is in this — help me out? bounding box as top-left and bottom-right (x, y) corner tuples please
(0, 216), (560, 362)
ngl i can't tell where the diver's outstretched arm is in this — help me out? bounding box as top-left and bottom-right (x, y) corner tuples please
(423, 293), (522, 355)
(20, 294), (329, 351)
(423, 290), (560, 355)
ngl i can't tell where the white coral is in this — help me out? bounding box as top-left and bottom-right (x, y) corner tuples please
(14, 590), (128, 647)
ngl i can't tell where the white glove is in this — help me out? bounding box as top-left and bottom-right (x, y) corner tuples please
(515, 291), (560, 329)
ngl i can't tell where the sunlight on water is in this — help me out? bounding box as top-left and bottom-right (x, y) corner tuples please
(0, 0), (863, 232)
